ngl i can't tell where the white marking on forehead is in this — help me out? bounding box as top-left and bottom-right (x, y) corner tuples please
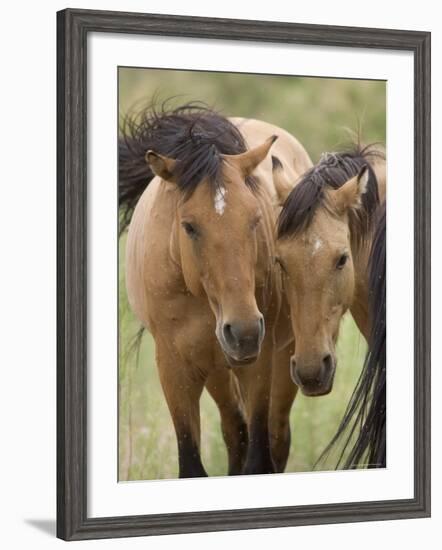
(214, 186), (227, 216)
(311, 237), (323, 256)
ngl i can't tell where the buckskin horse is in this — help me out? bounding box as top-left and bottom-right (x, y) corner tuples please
(276, 145), (386, 397)
(119, 103), (312, 477)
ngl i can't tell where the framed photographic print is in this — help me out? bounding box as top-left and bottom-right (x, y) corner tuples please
(57, 8), (431, 541)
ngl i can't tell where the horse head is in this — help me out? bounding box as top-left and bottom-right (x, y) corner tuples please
(277, 151), (379, 396)
(147, 135), (277, 366)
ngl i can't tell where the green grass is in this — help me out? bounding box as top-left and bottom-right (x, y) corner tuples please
(119, 68), (386, 162)
(118, 68), (383, 480)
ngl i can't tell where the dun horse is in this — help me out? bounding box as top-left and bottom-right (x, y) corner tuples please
(276, 145), (386, 397)
(119, 103), (312, 477)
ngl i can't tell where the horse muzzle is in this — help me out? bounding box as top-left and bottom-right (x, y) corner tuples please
(290, 353), (336, 396)
(217, 315), (265, 366)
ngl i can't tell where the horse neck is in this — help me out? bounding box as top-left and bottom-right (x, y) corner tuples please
(260, 191), (277, 262)
(370, 153), (387, 203)
(251, 188), (281, 318)
(350, 210), (383, 341)
(350, 239), (371, 341)
(349, 155), (386, 340)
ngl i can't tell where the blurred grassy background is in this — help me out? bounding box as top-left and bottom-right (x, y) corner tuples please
(118, 68), (386, 480)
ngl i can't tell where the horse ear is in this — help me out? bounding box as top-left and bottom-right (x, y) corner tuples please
(332, 166), (369, 213)
(146, 150), (177, 182)
(223, 135), (278, 177)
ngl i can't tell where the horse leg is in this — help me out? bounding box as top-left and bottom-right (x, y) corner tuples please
(156, 344), (207, 478)
(205, 368), (248, 475)
(269, 344), (298, 472)
(234, 346), (275, 475)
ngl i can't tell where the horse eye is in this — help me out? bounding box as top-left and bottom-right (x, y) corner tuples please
(182, 222), (199, 239)
(336, 253), (348, 270)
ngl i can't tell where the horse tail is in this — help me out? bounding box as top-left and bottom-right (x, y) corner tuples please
(118, 113), (156, 236)
(317, 203), (386, 469)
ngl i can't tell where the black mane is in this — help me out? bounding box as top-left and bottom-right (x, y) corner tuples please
(119, 101), (255, 234)
(277, 145), (383, 244)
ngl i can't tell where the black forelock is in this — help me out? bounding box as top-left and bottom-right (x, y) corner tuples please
(121, 101), (256, 194)
(118, 101), (260, 234)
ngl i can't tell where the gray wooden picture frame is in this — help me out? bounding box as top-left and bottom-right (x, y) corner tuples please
(57, 8), (431, 541)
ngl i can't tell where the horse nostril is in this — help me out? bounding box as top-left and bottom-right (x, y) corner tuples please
(223, 323), (233, 343)
(258, 315), (265, 337)
(221, 318), (263, 358)
(322, 354), (333, 373)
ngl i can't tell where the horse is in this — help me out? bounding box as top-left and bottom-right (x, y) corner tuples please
(276, 145), (386, 397)
(319, 203), (386, 468)
(119, 102), (313, 477)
